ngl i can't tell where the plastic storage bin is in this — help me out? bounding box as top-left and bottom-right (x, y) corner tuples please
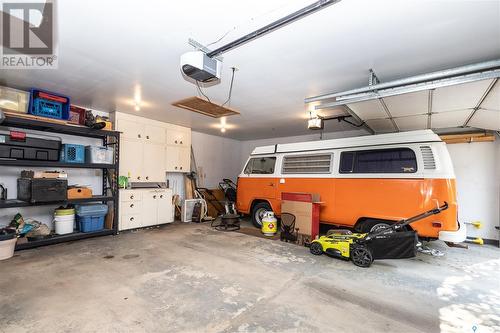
(32, 98), (63, 119)
(85, 146), (113, 164)
(78, 216), (105, 232)
(60, 144), (85, 163)
(75, 204), (108, 233)
(28, 88), (70, 120)
(0, 86), (29, 114)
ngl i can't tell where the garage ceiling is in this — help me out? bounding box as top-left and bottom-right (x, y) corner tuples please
(1, 0), (499, 140)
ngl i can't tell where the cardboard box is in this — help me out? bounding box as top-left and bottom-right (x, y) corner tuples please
(281, 192), (321, 240)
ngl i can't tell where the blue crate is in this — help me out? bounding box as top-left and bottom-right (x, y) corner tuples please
(28, 88), (70, 120)
(78, 215), (105, 233)
(75, 204), (108, 216)
(60, 144), (85, 163)
(32, 98), (63, 119)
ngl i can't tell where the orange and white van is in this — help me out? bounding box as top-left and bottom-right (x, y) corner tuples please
(237, 130), (466, 242)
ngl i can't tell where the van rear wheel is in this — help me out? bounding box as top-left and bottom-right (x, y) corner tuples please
(358, 219), (393, 234)
(252, 202), (271, 228)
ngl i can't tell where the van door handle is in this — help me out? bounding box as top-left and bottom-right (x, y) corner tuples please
(269, 183), (275, 187)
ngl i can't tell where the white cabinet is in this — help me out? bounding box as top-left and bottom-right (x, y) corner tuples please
(145, 124), (166, 144)
(119, 189), (173, 231)
(120, 139), (165, 182)
(120, 139), (143, 181)
(166, 128), (190, 147)
(117, 118), (144, 140)
(143, 143), (165, 181)
(115, 112), (191, 180)
(157, 191), (173, 224)
(165, 146), (190, 172)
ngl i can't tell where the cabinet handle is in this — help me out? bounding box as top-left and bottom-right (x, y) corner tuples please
(160, 195), (163, 198)
(175, 140), (178, 144)
(130, 204), (134, 208)
(137, 176), (141, 180)
(153, 195), (157, 199)
(146, 135), (150, 139)
(138, 134), (141, 138)
(146, 176), (149, 180)
(130, 195), (134, 199)
(180, 166), (183, 170)
(130, 217), (134, 221)
(180, 141), (183, 144)
(175, 166), (178, 170)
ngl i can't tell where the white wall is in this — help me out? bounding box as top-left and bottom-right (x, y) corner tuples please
(191, 131), (242, 189)
(447, 140), (500, 241)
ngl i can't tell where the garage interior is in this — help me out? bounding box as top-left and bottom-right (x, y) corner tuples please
(0, 1), (499, 332)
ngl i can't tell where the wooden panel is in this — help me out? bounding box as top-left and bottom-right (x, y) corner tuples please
(172, 96), (240, 118)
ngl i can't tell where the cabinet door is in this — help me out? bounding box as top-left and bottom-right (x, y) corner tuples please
(178, 147), (190, 172)
(117, 118), (144, 140)
(120, 139), (143, 181)
(157, 190), (173, 224)
(165, 145), (180, 172)
(166, 129), (188, 146)
(143, 143), (165, 181)
(142, 191), (158, 227)
(120, 214), (140, 231)
(145, 124), (166, 144)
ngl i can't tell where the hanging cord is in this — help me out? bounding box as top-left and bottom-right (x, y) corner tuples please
(221, 67), (236, 107)
(195, 67), (237, 107)
(195, 80), (211, 103)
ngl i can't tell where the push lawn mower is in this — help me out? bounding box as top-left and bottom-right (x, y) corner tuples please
(309, 202), (449, 267)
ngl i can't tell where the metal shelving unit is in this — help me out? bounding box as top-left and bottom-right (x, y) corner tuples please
(0, 114), (120, 250)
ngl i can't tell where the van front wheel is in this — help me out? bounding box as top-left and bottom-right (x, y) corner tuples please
(252, 202), (271, 228)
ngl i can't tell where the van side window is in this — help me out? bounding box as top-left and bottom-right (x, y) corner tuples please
(340, 148), (417, 173)
(244, 157), (277, 174)
(282, 154), (332, 174)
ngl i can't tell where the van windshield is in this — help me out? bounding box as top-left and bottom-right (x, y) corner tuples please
(244, 157), (276, 174)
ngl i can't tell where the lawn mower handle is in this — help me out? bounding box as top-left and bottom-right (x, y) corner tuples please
(364, 202), (449, 240)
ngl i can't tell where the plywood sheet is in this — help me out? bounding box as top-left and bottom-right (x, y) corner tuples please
(172, 96), (240, 118)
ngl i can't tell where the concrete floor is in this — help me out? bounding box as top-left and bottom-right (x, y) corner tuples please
(0, 223), (499, 333)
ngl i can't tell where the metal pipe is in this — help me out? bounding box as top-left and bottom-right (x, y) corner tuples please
(207, 0), (340, 58)
(315, 69), (500, 109)
(305, 59), (500, 103)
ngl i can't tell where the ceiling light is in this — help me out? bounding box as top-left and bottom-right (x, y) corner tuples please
(220, 127), (226, 133)
(134, 103), (140, 111)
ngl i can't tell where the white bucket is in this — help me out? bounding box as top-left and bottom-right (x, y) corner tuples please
(54, 214), (75, 235)
(0, 238), (17, 261)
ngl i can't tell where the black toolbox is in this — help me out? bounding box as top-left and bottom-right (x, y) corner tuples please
(0, 130), (61, 161)
(17, 178), (68, 203)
